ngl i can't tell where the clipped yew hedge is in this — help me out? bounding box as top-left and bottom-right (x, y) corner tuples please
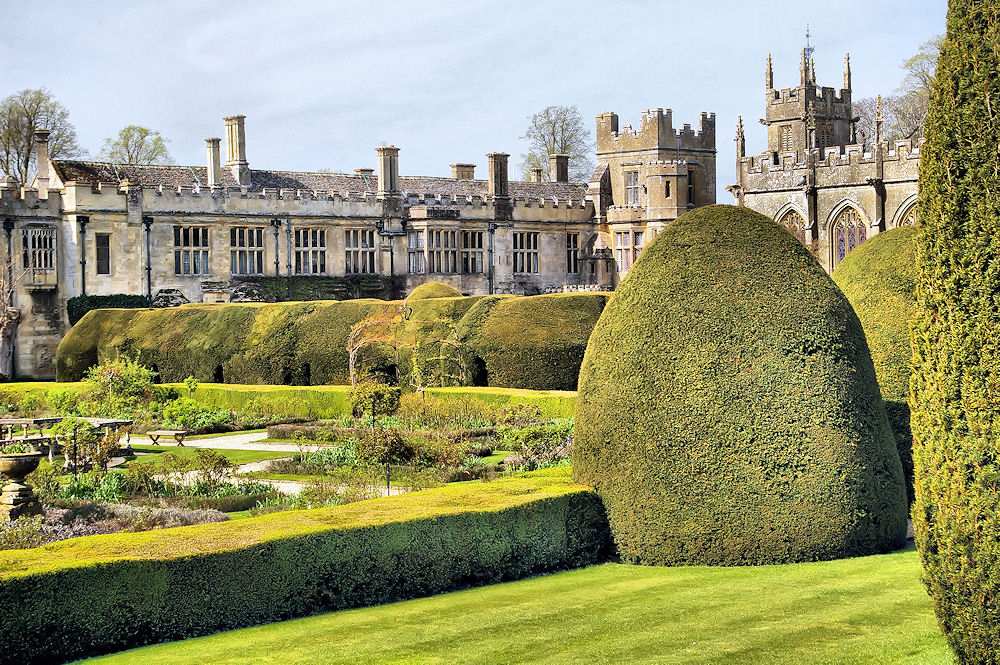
(0, 470), (609, 664)
(574, 205), (908, 566)
(406, 280), (463, 300)
(458, 293), (609, 390)
(833, 226), (917, 504)
(910, 3), (1000, 659)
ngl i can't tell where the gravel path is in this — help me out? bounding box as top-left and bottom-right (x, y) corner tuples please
(130, 431), (324, 453)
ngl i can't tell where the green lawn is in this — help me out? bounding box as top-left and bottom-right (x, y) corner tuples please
(79, 549), (949, 665)
(128, 445), (290, 467)
(481, 449), (514, 465)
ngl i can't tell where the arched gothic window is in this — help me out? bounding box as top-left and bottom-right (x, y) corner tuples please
(778, 210), (807, 244)
(897, 204), (918, 228)
(832, 207), (867, 266)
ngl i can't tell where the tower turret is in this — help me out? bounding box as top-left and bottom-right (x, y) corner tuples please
(765, 53), (774, 91)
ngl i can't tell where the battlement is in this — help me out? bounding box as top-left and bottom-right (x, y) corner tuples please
(740, 138), (923, 175)
(596, 108), (716, 154)
(768, 85), (849, 107)
(0, 180), (62, 217)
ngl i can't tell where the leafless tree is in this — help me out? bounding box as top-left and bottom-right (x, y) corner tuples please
(99, 125), (172, 165)
(0, 88), (81, 184)
(520, 105), (594, 183)
(853, 36), (941, 147)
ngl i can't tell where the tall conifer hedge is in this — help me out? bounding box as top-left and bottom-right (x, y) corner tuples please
(910, 2), (1000, 660)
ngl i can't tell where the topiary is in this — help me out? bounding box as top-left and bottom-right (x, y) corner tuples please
(458, 293), (608, 390)
(910, 3), (1000, 660)
(406, 281), (463, 301)
(832, 227), (917, 504)
(574, 204), (908, 566)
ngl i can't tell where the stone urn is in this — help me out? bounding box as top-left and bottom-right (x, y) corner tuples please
(0, 452), (44, 520)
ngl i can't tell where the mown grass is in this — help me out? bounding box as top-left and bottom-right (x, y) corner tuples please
(79, 548), (948, 665)
(128, 445), (290, 467)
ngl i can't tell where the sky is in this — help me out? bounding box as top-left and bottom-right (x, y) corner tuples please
(1, 0), (945, 200)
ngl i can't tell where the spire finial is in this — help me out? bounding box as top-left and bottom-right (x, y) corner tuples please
(765, 52), (774, 90)
(736, 115), (746, 159)
(843, 52), (852, 91)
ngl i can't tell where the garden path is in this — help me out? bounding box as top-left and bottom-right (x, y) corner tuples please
(130, 431), (324, 453)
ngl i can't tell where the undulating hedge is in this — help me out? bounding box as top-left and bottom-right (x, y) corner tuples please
(67, 294), (150, 326)
(574, 205), (908, 566)
(57, 292), (606, 391)
(0, 469), (609, 664)
(910, 3), (1000, 660)
(406, 280), (463, 300)
(458, 293), (609, 390)
(832, 227), (917, 504)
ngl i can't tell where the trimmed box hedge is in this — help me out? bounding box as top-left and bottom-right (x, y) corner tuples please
(0, 469), (608, 664)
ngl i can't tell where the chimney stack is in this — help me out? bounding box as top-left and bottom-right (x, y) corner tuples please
(486, 152), (509, 199)
(205, 138), (222, 187)
(451, 163), (475, 180)
(33, 129), (50, 197)
(376, 145), (399, 198)
(224, 115), (250, 186)
(530, 167), (544, 183)
(549, 154), (569, 183)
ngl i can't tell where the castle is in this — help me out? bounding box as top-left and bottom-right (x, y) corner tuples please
(729, 50), (921, 272)
(0, 109), (716, 378)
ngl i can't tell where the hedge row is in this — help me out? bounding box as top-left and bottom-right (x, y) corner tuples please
(56, 292), (608, 390)
(574, 205), (907, 566)
(832, 227), (917, 504)
(67, 294), (150, 325)
(0, 469), (609, 664)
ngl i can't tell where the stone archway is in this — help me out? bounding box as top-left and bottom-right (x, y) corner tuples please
(830, 205), (868, 268)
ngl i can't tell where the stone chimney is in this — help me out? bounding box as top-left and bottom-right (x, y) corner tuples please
(376, 145), (399, 198)
(205, 138), (222, 187)
(451, 163), (475, 180)
(487, 152), (509, 199)
(33, 129), (50, 198)
(224, 115), (250, 187)
(530, 167), (544, 183)
(549, 154), (569, 183)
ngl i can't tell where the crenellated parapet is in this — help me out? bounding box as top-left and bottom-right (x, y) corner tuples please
(596, 108), (715, 155)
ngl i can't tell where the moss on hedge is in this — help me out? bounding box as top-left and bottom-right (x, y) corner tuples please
(573, 204), (908, 566)
(832, 227), (917, 504)
(0, 469), (608, 664)
(910, 4), (1000, 659)
(406, 281), (463, 300)
(459, 293), (608, 390)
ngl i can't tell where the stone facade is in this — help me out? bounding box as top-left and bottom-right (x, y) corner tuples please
(729, 51), (921, 273)
(3, 107), (716, 378)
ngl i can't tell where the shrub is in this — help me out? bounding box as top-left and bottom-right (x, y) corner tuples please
(160, 397), (233, 433)
(406, 281), (463, 301)
(67, 294), (150, 326)
(458, 293), (608, 390)
(350, 380), (401, 421)
(910, 5), (1000, 660)
(356, 428), (414, 467)
(0, 516), (48, 550)
(500, 420), (573, 471)
(833, 227), (917, 504)
(574, 205), (908, 566)
(0, 470), (609, 663)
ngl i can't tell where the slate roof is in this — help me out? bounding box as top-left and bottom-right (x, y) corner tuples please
(52, 160), (589, 201)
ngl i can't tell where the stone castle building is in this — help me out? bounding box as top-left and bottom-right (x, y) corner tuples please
(729, 50), (921, 272)
(1, 108), (716, 378)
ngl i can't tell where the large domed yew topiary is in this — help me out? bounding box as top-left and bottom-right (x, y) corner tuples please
(574, 205), (908, 566)
(833, 227), (917, 504)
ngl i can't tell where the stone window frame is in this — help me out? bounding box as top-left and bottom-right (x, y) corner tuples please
(566, 232), (580, 274)
(294, 227), (328, 275)
(614, 229), (644, 272)
(21, 225), (57, 273)
(830, 206), (867, 267)
(512, 231), (540, 274)
(461, 230), (484, 274)
(173, 225), (210, 276)
(407, 229), (425, 274)
(344, 228), (376, 275)
(230, 226), (265, 276)
(427, 228), (459, 274)
(624, 170), (641, 207)
(95, 232), (111, 276)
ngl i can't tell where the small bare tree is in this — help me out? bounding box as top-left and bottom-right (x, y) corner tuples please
(0, 88), (82, 184)
(520, 105), (594, 182)
(0, 268), (20, 380)
(346, 306), (405, 385)
(99, 125), (172, 165)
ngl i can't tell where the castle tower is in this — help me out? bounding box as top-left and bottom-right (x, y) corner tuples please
(763, 47), (853, 155)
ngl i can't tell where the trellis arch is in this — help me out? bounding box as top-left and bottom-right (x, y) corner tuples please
(826, 201), (871, 268)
